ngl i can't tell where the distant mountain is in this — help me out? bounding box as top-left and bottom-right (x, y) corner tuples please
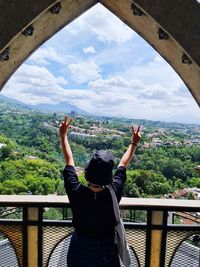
(31, 101), (89, 115)
(0, 94), (17, 103)
(0, 94), (89, 115)
(0, 94), (30, 109)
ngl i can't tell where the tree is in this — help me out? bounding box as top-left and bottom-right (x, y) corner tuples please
(125, 169), (172, 197)
(2, 180), (28, 194)
(0, 145), (12, 159)
(162, 159), (186, 181)
(43, 208), (62, 220)
(187, 177), (200, 188)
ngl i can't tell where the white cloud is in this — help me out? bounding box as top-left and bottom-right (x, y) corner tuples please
(2, 64), (68, 104)
(2, 66), (199, 124)
(66, 3), (135, 44)
(28, 47), (68, 65)
(124, 54), (182, 88)
(149, 55), (164, 66)
(85, 76), (199, 123)
(83, 46), (96, 54)
(89, 76), (130, 89)
(89, 76), (170, 101)
(68, 61), (101, 84)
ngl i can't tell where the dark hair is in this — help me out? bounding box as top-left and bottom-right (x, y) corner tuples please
(84, 150), (114, 185)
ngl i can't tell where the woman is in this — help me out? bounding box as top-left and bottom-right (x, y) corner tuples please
(60, 116), (141, 267)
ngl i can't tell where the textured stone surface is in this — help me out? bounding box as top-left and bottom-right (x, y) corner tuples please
(134, 0), (200, 64)
(0, 0), (56, 49)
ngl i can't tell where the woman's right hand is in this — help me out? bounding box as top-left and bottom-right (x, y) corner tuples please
(59, 116), (73, 138)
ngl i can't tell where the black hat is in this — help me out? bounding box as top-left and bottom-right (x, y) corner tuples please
(84, 150), (114, 185)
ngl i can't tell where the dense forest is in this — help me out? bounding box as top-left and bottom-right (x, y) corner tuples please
(0, 97), (199, 198)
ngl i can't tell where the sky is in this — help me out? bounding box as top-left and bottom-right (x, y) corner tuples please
(1, 3), (200, 124)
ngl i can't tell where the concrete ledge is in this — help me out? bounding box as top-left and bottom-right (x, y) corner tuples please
(0, 195), (199, 211)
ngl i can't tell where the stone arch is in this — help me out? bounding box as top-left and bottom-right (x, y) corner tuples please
(0, 0), (200, 106)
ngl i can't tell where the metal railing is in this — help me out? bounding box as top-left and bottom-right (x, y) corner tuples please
(0, 195), (199, 267)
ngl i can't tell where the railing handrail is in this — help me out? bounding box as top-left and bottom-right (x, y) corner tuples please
(0, 195), (199, 267)
(0, 195), (199, 211)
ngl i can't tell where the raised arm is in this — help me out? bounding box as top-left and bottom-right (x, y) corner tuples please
(59, 116), (74, 166)
(118, 125), (141, 168)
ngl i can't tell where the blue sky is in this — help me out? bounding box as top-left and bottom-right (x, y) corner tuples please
(2, 3), (200, 124)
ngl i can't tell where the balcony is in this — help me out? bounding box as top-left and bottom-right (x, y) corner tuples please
(0, 195), (199, 267)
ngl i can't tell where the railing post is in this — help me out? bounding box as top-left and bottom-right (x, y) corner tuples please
(149, 211), (163, 267)
(27, 207), (39, 267)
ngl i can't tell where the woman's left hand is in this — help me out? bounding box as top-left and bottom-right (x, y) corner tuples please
(131, 125), (141, 144)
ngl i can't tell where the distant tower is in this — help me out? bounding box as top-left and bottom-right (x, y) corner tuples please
(70, 110), (78, 118)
